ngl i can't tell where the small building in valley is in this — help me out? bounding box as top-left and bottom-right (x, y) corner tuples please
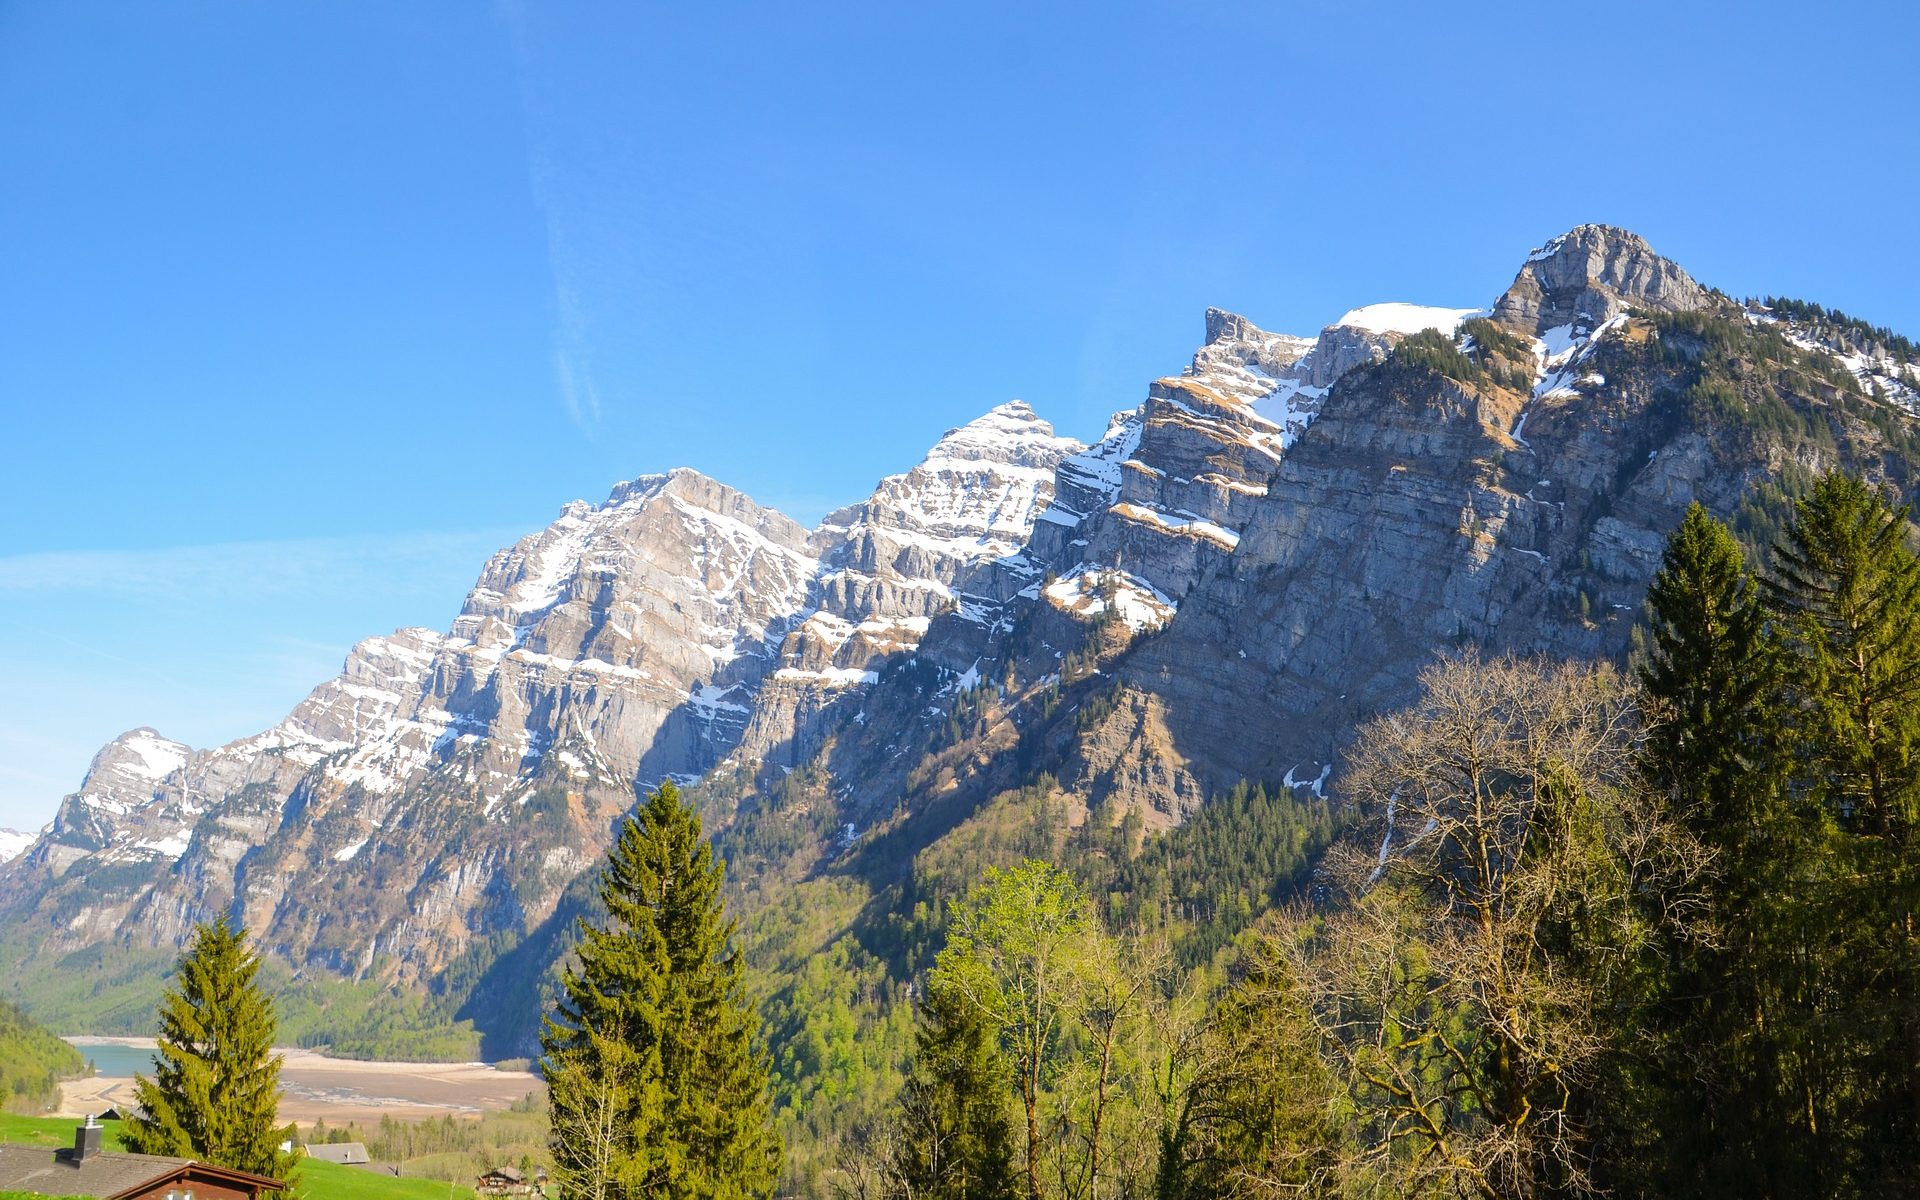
(476, 1165), (537, 1196)
(301, 1142), (370, 1165)
(0, 1121), (286, 1200)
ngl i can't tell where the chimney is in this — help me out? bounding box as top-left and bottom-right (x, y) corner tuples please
(73, 1116), (103, 1163)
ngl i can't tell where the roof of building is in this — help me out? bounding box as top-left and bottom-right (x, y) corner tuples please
(480, 1166), (527, 1183)
(0, 1145), (190, 1198)
(0, 1144), (287, 1200)
(302, 1142), (370, 1164)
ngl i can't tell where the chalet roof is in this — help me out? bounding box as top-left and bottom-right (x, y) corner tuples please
(302, 1142), (370, 1165)
(0, 1145), (190, 1198)
(481, 1166), (528, 1183)
(0, 1145), (286, 1200)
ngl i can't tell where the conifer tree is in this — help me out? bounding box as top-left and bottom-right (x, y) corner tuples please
(1766, 471), (1920, 835)
(123, 919), (294, 1182)
(1763, 471), (1920, 1188)
(1632, 503), (1791, 1198)
(1157, 944), (1337, 1200)
(1640, 502), (1778, 828)
(542, 781), (780, 1200)
(893, 980), (1016, 1200)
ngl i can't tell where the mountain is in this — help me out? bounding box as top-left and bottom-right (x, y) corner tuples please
(0, 829), (34, 865)
(0, 401), (1082, 987)
(5, 225), (1919, 1075)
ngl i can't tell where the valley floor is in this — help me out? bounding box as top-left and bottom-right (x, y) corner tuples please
(59, 1039), (541, 1124)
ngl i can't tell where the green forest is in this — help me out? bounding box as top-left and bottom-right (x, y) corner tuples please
(0, 1002), (84, 1114)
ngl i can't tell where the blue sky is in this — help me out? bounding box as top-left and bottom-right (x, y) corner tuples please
(2, 0), (1917, 827)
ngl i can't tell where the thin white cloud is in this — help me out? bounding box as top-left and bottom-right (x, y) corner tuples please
(499, 0), (606, 433)
(0, 529), (520, 599)
(552, 327), (603, 427)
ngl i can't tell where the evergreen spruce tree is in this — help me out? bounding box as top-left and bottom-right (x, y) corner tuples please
(123, 919), (294, 1182)
(1631, 503), (1792, 1198)
(1640, 502), (1778, 828)
(542, 781), (780, 1200)
(1766, 471), (1920, 835)
(1763, 471), (1920, 1190)
(1156, 948), (1337, 1200)
(894, 979), (1016, 1200)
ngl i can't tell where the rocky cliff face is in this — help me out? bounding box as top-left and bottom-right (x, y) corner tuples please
(7, 225), (1918, 1045)
(1006, 297), (1480, 656)
(771, 225), (1920, 853)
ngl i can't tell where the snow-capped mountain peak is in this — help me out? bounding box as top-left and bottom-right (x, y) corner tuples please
(819, 401), (1085, 569)
(0, 829), (37, 865)
(1182, 299), (1480, 449)
(0, 396), (1094, 971)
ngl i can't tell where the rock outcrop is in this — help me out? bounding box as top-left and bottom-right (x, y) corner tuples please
(1492, 223), (1709, 335)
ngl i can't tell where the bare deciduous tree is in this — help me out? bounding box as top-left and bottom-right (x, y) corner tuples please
(830, 1121), (911, 1200)
(1293, 652), (1708, 1200)
(546, 1033), (647, 1200)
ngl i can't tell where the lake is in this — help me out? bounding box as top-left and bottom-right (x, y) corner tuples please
(58, 1038), (543, 1124)
(65, 1040), (158, 1078)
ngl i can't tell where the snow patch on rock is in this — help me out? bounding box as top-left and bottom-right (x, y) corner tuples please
(1042, 567), (1177, 632)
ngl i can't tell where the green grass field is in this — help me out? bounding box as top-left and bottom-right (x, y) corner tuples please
(0, 1117), (477, 1200)
(0, 1115), (127, 1151)
(297, 1159), (475, 1200)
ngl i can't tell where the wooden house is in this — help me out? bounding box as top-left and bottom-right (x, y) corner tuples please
(476, 1165), (539, 1196)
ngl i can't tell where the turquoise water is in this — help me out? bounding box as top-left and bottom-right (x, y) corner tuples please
(68, 1041), (158, 1077)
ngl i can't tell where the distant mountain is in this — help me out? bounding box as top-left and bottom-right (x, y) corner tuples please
(0, 829), (35, 865)
(6, 224), (1919, 1068)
